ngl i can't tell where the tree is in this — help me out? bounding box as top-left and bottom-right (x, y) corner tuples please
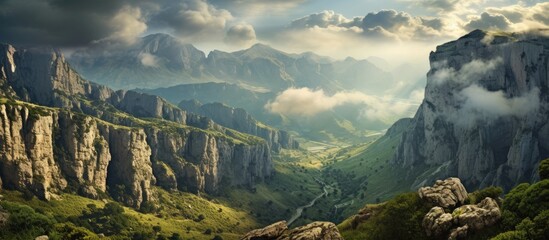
(539, 159), (549, 180)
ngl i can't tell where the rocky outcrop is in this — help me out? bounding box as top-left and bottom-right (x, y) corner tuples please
(393, 30), (549, 190)
(418, 178), (468, 208)
(452, 197), (501, 231)
(423, 197), (501, 239)
(242, 221), (343, 240)
(242, 221), (288, 240)
(179, 100), (299, 152)
(421, 177), (502, 239)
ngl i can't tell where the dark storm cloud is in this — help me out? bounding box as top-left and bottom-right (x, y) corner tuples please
(0, 0), (147, 46)
(0, 0), (233, 47)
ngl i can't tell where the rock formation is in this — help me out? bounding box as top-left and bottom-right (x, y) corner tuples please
(393, 30), (549, 190)
(0, 43), (274, 207)
(179, 100), (299, 152)
(420, 177), (501, 239)
(418, 178), (468, 208)
(242, 221), (343, 240)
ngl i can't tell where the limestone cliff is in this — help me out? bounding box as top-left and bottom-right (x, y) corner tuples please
(0, 43), (274, 206)
(0, 102), (155, 208)
(179, 100), (299, 152)
(392, 30), (549, 190)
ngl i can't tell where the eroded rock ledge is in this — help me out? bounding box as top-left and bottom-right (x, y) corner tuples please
(242, 221), (343, 240)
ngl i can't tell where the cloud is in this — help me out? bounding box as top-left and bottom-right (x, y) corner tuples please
(286, 10), (450, 42)
(264, 88), (419, 121)
(467, 2), (549, 32)
(224, 23), (257, 47)
(148, 0), (232, 41)
(95, 6), (148, 45)
(290, 11), (355, 29)
(412, 0), (482, 14)
(0, 0), (147, 46)
(464, 12), (512, 31)
(430, 58), (503, 85)
(452, 84), (540, 126)
(138, 52), (160, 68)
(210, 0), (305, 15)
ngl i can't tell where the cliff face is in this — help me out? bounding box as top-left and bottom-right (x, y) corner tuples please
(0, 103), (155, 207)
(179, 100), (299, 152)
(146, 127), (272, 193)
(393, 30), (549, 190)
(0, 44), (273, 207)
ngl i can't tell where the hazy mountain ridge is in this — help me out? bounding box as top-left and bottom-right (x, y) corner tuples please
(392, 30), (549, 191)
(69, 33), (394, 94)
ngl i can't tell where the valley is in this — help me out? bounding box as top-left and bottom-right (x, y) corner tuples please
(1, 28), (549, 240)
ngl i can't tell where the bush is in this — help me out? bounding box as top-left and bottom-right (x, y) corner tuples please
(357, 193), (431, 240)
(468, 186), (503, 204)
(0, 201), (56, 239)
(51, 222), (98, 240)
(491, 230), (528, 240)
(204, 228), (213, 235)
(539, 159), (549, 180)
(516, 180), (549, 219)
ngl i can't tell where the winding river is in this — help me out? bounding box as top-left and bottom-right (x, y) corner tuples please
(287, 178), (330, 226)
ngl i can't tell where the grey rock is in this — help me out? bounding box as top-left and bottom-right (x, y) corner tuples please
(241, 221), (288, 240)
(448, 225), (468, 240)
(279, 221), (343, 240)
(35, 236), (48, 240)
(418, 177), (468, 208)
(242, 221), (343, 240)
(393, 30), (549, 190)
(423, 207), (454, 237)
(453, 197), (501, 231)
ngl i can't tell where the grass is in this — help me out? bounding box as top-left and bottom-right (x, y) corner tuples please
(0, 189), (258, 240)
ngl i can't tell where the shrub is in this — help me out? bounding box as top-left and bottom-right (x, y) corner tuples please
(539, 159), (549, 180)
(468, 186), (503, 204)
(0, 201), (56, 239)
(491, 230), (528, 240)
(360, 193), (431, 240)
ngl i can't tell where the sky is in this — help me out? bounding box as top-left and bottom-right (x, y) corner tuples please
(1, 0), (547, 64)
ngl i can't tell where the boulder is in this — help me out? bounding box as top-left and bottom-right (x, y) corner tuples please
(242, 221), (343, 240)
(279, 222), (343, 240)
(241, 221), (288, 240)
(422, 197), (501, 239)
(418, 178), (468, 208)
(35, 236), (49, 240)
(423, 207), (453, 237)
(452, 197), (501, 231)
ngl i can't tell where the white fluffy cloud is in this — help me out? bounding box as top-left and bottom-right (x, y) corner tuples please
(264, 88), (419, 121)
(466, 2), (549, 32)
(452, 84), (540, 126)
(138, 52), (160, 68)
(287, 10), (448, 42)
(224, 23), (257, 47)
(430, 58), (503, 85)
(149, 0), (233, 41)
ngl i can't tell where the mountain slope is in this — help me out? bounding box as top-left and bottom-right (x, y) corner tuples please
(392, 30), (549, 191)
(0, 43), (273, 208)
